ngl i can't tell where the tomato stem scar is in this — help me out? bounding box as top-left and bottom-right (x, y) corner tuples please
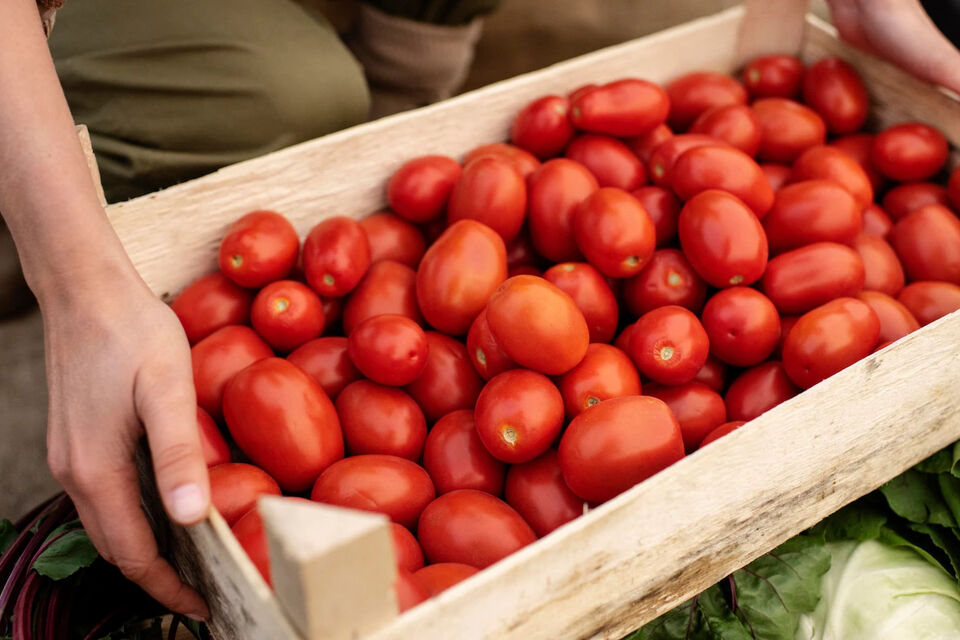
(323, 274), (335, 286)
(729, 274), (744, 285)
(475, 348), (487, 367)
(231, 254), (243, 268)
(501, 425), (518, 445)
(667, 271), (683, 286)
(659, 345), (675, 361)
(273, 297), (290, 313)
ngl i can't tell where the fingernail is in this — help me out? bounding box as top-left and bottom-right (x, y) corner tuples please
(169, 484), (207, 523)
(186, 613), (207, 622)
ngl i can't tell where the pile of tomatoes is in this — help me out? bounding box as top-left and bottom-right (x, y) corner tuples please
(172, 53), (960, 612)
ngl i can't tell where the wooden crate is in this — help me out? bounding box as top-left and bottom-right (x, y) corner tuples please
(111, 5), (960, 640)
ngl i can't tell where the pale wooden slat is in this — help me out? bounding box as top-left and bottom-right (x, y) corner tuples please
(75, 125), (107, 207)
(734, 0), (808, 67)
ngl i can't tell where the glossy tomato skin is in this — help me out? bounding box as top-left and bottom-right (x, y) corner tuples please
(302, 217), (371, 298)
(647, 134), (726, 187)
(416, 219), (507, 335)
(861, 204), (894, 238)
(761, 164), (792, 192)
(422, 410), (506, 495)
(762, 242), (865, 314)
(853, 233), (905, 296)
(882, 183), (949, 221)
(192, 325), (273, 419)
(565, 135), (646, 190)
(486, 275), (590, 376)
(646, 381), (727, 452)
(171, 273), (253, 344)
(209, 463), (281, 526)
(347, 314), (429, 386)
(558, 343), (641, 419)
(782, 297), (880, 389)
(505, 449), (585, 537)
(791, 146), (873, 207)
(287, 337), (361, 399)
(466, 308), (517, 380)
(623, 249), (707, 316)
(526, 158), (597, 262)
(701, 287), (780, 367)
(700, 421), (747, 447)
(224, 358), (343, 491)
(395, 570), (429, 612)
(573, 188), (656, 278)
(464, 143), (541, 180)
(218, 211), (299, 289)
(665, 71), (747, 130)
(689, 104), (762, 156)
(627, 124), (674, 163)
(448, 156), (527, 244)
(741, 55), (804, 99)
(511, 95), (576, 159)
(417, 490), (537, 568)
(889, 204), (960, 284)
(387, 155), (461, 223)
(671, 145), (774, 218)
(543, 263), (619, 343)
(232, 507), (271, 586)
(752, 98), (826, 163)
(856, 291), (920, 344)
(405, 332), (482, 423)
(197, 406), (231, 467)
(898, 281), (960, 326)
(559, 396), (684, 503)
(678, 190), (769, 288)
(251, 280), (325, 352)
(871, 122), (948, 181)
(342, 260), (421, 335)
(632, 186), (682, 247)
(311, 455), (435, 528)
(802, 57), (869, 134)
(321, 296), (343, 331)
(830, 133), (884, 191)
(474, 369), (565, 464)
(359, 212), (426, 268)
(763, 180), (861, 254)
(336, 380), (427, 460)
(724, 361), (799, 422)
(569, 79), (670, 137)
(694, 355), (727, 393)
(627, 305), (709, 385)
(413, 564), (479, 597)
(390, 522), (424, 573)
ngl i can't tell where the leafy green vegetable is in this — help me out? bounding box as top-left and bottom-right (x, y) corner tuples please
(0, 520), (16, 556)
(880, 469), (957, 526)
(32, 528), (98, 580)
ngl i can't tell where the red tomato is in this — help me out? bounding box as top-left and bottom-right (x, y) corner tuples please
(311, 455), (435, 528)
(336, 381), (427, 460)
(209, 463), (281, 526)
(570, 79), (670, 137)
(464, 143), (541, 180)
(287, 337), (361, 399)
(760, 164), (793, 192)
(898, 281), (960, 326)
(416, 219), (507, 335)
(646, 381), (726, 451)
(802, 57), (869, 134)
(791, 146), (873, 207)
(395, 570), (429, 613)
(359, 212), (426, 268)
(830, 133), (884, 191)
(466, 308), (517, 380)
(763, 180), (861, 253)
(693, 355), (727, 393)
(565, 134), (646, 190)
(506, 233), (539, 269)
(665, 71), (747, 130)
(647, 134), (726, 187)
(342, 261), (421, 335)
(627, 123), (674, 163)
(417, 490), (537, 568)
(573, 188), (656, 278)
(448, 157), (527, 243)
(782, 297), (880, 388)
(856, 291), (920, 343)
(218, 211), (299, 289)
(752, 98), (826, 163)
(724, 361), (799, 422)
(526, 158), (597, 262)
(890, 204), (960, 284)
(474, 369), (564, 464)
(322, 296), (343, 331)
(700, 420), (747, 447)
(861, 203), (894, 238)
(197, 406), (230, 467)
(671, 145), (774, 218)
(882, 183), (950, 220)
(543, 262), (619, 343)
(347, 314), (429, 386)
(171, 273), (253, 344)
(614, 322), (639, 353)
(224, 358), (342, 491)
(678, 190), (769, 288)
(302, 216), (371, 298)
(762, 242), (865, 314)
(950, 166), (960, 211)
(741, 55), (804, 99)
(251, 280), (325, 352)
(623, 249), (707, 316)
(387, 155), (461, 223)
(701, 287), (780, 367)
(486, 275), (590, 375)
(390, 522), (424, 573)
(405, 332), (482, 423)
(689, 104), (762, 156)
(853, 233), (905, 296)
(505, 449), (585, 537)
(558, 396), (684, 502)
(413, 563), (479, 597)
(558, 343), (641, 419)
(511, 95), (577, 159)
(871, 122), (948, 181)
(627, 305), (709, 385)
(422, 410), (506, 495)
(232, 507), (271, 586)
(192, 325), (273, 419)
(632, 186), (682, 247)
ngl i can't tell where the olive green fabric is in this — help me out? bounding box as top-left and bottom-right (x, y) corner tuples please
(49, 0), (371, 202)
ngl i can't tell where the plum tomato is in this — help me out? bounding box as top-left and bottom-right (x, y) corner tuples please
(347, 314), (429, 386)
(287, 336), (362, 400)
(623, 249), (707, 316)
(897, 281), (960, 326)
(627, 305), (709, 385)
(751, 98), (826, 163)
(665, 71), (747, 130)
(950, 166), (960, 210)
(543, 262), (619, 343)
(763, 180), (861, 254)
(417, 490), (537, 568)
(311, 455), (435, 528)
(889, 204), (960, 284)
(701, 287), (780, 367)
(760, 163), (792, 192)
(359, 212), (426, 268)
(689, 104), (762, 156)
(853, 233), (905, 296)
(830, 133), (884, 191)
(782, 297), (880, 389)
(671, 145), (774, 218)
(645, 381), (727, 452)
(218, 210), (299, 289)
(626, 123), (674, 163)
(463, 143), (541, 180)
(693, 355), (727, 393)
(505, 449), (586, 537)
(882, 183), (949, 221)
(632, 186), (682, 247)
(387, 155), (461, 223)
(474, 369), (565, 464)
(448, 156), (527, 243)
(558, 396), (684, 503)
(802, 57), (869, 134)
(741, 55), (804, 99)
(232, 507), (271, 586)
(861, 203), (894, 238)
(250, 280), (325, 352)
(871, 122), (948, 182)
(573, 187), (656, 278)
(171, 273), (253, 344)
(724, 361), (799, 422)
(855, 291), (920, 344)
(762, 242), (865, 314)
(197, 406), (230, 467)
(192, 325), (273, 419)
(558, 343), (641, 419)
(342, 260), (421, 335)
(322, 296), (343, 330)
(565, 134), (646, 190)
(526, 158), (598, 262)
(413, 563), (479, 597)
(466, 308), (517, 380)
(647, 134), (727, 187)
(405, 332), (483, 423)
(614, 322), (640, 353)
(569, 79), (670, 137)
(302, 216), (371, 297)
(511, 95), (577, 159)
(395, 570), (429, 612)
(390, 522), (425, 573)
(336, 380), (427, 460)
(422, 410), (506, 496)
(699, 421), (747, 447)
(209, 462), (281, 526)
(791, 146), (873, 207)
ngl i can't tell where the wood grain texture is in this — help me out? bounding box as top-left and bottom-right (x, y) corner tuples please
(75, 125), (106, 206)
(735, 0), (808, 66)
